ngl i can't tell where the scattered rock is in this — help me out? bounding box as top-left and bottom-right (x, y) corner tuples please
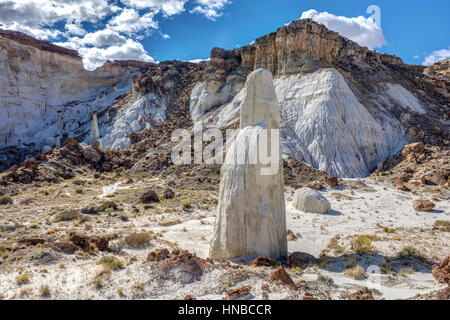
(307, 181), (323, 190)
(147, 248), (170, 262)
(404, 142), (425, 153)
(161, 251), (210, 284)
(270, 268), (294, 286)
(18, 238), (45, 246)
(288, 252), (316, 268)
(140, 189), (160, 203)
(90, 237), (109, 251)
(286, 229), (297, 241)
(82, 147), (102, 163)
(413, 199), (436, 212)
(52, 242), (79, 254)
(183, 295), (196, 300)
(226, 286), (252, 300)
(301, 292), (318, 300)
(293, 187), (331, 214)
(432, 255), (449, 284)
(348, 287), (374, 300)
(322, 175), (338, 187)
(395, 177), (410, 191)
(164, 188), (175, 199)
(249, 256), (281, 268)
(436, 286), (449, 300)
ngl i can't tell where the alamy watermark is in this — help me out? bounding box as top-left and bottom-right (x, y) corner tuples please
(171, 124), (281, 176)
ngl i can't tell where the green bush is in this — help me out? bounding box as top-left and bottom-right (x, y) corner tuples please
(398, 246), (424, 259)
(0, 195), (13, 205)
(54, 210), (80, 222)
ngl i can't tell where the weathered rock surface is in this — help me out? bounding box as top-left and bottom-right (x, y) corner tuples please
(209, 69), (287, 261)
(293, 188), (331, 214)
(413, 199), (436, 212)
(432, 255), (449, 285)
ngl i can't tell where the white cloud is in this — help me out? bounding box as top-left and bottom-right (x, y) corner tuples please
(300, 9), (387, 49)
(0, 0), (231, 70)
(423, 46), (450, 66)
(108, 8), (158, 34)
(65, 22), (87, 37)
(79, 38), (155, 70)
(122, 0), (188, 16)
(190, 0), (231, 21)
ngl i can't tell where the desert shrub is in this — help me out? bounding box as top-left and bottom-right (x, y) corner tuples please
(434, 220), (450, 232)
(99, 256), (124, 271)
(53, 170), (62, 178)
(0, 195), (13, 205)
(351, 235), (373, 254)
(181, 199), (192, 209)
(397, 246), (424, 259)
(97, 201), (118, 212)
(15, 273), (31, 285)
(124, 232), (151, 247)
(344, 266), (368, 280)
(54, 209), (80, 222)
(39, 285), (50, 297)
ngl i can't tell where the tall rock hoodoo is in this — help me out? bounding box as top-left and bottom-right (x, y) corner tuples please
(209, 69), (287, 261)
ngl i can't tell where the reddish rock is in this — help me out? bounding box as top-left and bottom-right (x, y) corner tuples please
(307, 181), (323, 190)
(432, 255), (449, 285)
(436, 286), (449, 300)
(69, 233), (90, 251)
(147, 248), (170, 262)
(286, 229), (297, 241)
(404, 142), (425, 153)
(183, 295), (196, 300)
(52, 242), (79, 254)
(301, 292), (318, 300)
(249, 256), (280, 268)
(395, 177), (410, 192)
(161, 251), (210, 284)
(18, 238), (46, 246)
(140, 189), (160, 203)
(322, 175), (338, 187)
(288, 252), (316, 268)
(413, 199), (436, 211)
(348, 287), (374, 300)
(270, 268), (294, 286)
(90, 237), (109, 251)
(226, 286), (252, 300)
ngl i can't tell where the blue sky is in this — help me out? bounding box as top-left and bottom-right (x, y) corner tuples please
(0, 0), (448, 69)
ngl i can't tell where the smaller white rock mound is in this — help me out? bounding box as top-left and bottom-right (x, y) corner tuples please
(293, 188), (331, 214)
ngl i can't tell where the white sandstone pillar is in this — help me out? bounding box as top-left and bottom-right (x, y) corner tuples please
(209, 69), (287, 261)
(55, 134), (61, 148)
(57, 110), (63, 131)
(91, 111), (100, 143)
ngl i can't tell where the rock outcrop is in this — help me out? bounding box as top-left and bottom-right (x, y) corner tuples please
(209, 69), (287, 261)
(293, 188), (331, 214)
(190, 19), (449, 178)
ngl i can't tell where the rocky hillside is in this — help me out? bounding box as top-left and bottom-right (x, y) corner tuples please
(190, 19), (449, 177)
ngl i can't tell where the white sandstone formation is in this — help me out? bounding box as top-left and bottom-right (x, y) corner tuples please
(209, 69), (287, 261)
(293, 188), (331, 214)
(55, 134), (61, 149)
(91, 111), (100, 142)
(195, 68), (406, 178)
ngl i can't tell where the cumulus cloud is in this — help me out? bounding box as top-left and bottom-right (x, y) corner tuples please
(423, 46), (450, 66)
(190, 0), (231, 21)
(300, 9), (387, 49)
(79, 39), (155, 70)
(122, 0), (188, 16)
(0, 0), (231, 70)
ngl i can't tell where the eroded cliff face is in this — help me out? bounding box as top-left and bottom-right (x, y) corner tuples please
(0, 29), (153, 169)
(190, 19), (449, 178)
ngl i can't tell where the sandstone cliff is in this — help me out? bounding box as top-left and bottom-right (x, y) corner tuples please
(190, 19), (449, 178)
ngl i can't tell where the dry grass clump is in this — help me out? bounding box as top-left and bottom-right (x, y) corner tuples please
(98, 256), (124, 271)
(344, 266), (368, 280)
(181, 199), (192, 209)
(15, 273), (31, 285)
(39, 285), (51, 297)
(351, 235), (373, 254)
(434, 220), (450, 232)
(54, 209), (80, 222)
(397, 246), (424, 259)
(124, 232), (151, 247)
(159, 217), (182, 226)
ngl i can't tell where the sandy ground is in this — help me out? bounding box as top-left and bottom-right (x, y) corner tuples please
(0, 177), (448, 300)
